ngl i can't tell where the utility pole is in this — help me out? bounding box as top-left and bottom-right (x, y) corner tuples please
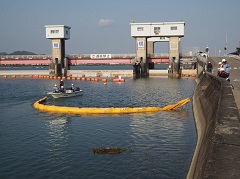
(224, 34), (227, 56)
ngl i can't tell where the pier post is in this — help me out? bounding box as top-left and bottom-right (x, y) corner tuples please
(133, 37), (149, 77)
(168, 37), (181, 78)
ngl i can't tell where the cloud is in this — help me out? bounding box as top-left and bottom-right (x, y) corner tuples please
(98, 18), (114, 26)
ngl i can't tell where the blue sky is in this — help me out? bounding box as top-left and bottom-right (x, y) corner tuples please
(1, 0), (240, 56)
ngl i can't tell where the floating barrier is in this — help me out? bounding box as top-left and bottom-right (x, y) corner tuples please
(94, 78), (99, 82)
(113, 78), (125, 82)
(102, 78), (107, 82)
(181, 73), (196, 77)
(33, 97), (190, 115)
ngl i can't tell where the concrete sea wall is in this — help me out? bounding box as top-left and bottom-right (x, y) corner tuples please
(187, 73), (240, 178)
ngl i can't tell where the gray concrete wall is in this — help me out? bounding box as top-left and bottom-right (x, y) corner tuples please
(187, 73), (240, 178)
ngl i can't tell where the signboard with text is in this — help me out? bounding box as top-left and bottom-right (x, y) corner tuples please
(137, 41), (144, 48)
(91, 54), (111, 59)
(53, 42), (59, 49)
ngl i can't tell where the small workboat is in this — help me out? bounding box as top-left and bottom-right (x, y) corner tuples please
(47, 88), (83, 99)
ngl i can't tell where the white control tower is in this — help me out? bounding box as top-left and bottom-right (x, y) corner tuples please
(45, 25), (71, 76)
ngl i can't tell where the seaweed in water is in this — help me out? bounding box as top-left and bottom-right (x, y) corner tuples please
(91, 147), (133, 155)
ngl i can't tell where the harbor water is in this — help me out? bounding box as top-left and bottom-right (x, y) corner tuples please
(0, 73), (196, 178)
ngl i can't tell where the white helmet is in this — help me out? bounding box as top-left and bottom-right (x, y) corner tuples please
(54, 84), (57, 86)
(219, 62), (222, 65)
(222, 59), (226, 63)
(220, 67), (225, 72)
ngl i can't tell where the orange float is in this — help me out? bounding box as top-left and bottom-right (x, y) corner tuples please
(113, 79), (120, 82)
(102, 78), (107, 82)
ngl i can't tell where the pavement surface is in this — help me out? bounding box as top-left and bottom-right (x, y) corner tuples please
(208, 56), (240, 114)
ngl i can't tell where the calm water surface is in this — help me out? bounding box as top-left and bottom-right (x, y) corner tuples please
(0, 76), (196, 179)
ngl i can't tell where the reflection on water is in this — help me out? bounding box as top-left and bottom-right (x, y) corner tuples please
(0, 77), (196, 179)
(46, 117), (70, 146)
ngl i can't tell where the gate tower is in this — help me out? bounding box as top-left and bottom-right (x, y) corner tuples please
(45, 25), (71, 76)
(130, 21), (185, 78)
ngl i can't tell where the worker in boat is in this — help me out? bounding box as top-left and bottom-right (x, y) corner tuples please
(60, 79), (64, 88)
(53, 84), (59, 93)
(70, 84), (75, 91)
(59, 79), (65, 92)
(60, 85), (64, 92)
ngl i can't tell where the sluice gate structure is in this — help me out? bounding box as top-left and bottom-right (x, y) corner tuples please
(130, 21), (185, 78)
